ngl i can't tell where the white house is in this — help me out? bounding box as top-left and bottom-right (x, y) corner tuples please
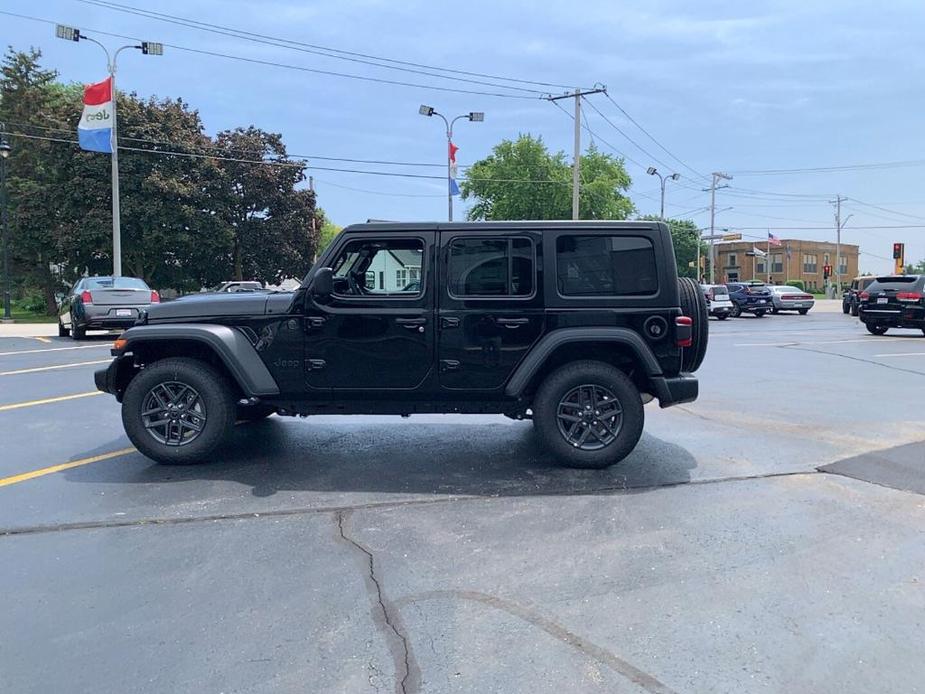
(364, 248), (422, 292)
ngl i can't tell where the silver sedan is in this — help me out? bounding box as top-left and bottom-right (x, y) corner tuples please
(767, 286), (815, 315)
(58, 276), (160, 339)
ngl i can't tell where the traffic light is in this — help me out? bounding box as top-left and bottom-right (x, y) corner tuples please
(823, 265), (832, 279)
(893, 242), (904, 259)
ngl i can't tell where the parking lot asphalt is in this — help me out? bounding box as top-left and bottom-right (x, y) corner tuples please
(1, 312), (923, 694)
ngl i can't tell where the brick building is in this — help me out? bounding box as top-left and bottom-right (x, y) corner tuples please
(711, 239), (859, 290)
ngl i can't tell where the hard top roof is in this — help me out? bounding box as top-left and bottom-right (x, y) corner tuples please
(342, 220), (663, 234)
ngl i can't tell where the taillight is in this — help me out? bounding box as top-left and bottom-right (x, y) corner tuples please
(860, 291), (870, 300)
(80, 290), (93, 304)
(897, 292), (922, 302)
(675, 316), (693, 348)
(150, 290), (160, 303)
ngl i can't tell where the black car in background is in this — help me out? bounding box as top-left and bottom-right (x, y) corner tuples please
(726, 281), (772, 318)
(858, 275), (925, 335)
(842, 276), (877, 316)
(58, 276), (160, 339)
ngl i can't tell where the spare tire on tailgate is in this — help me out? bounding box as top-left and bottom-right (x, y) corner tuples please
(678, 277), (709, 372)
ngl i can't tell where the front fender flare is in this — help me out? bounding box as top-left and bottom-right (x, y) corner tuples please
(119, 324), (280, 396)
(504, 328), (663, 398)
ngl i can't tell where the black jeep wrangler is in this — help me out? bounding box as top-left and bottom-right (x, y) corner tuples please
(95, 221), (707, 469)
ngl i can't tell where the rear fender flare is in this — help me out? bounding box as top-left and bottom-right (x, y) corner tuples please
(119, 324), (280, 396)
(504, 328), (663, 397)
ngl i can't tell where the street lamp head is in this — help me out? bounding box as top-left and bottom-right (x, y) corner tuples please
(646, 166), (657, 176)
(468, 112), (484, 122)
(55, 24), (81, 42)
(140, 42), (164, 56)
(0, 140), (10, 159)
(419, 105), (435, 117)
(669, 173), (681, 181)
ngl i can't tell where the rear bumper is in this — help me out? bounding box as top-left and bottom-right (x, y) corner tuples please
(650, 373), (698, 408)
(79, 305), (146, 330)
(860, 305), (925, 327)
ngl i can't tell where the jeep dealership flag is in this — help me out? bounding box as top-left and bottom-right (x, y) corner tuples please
(78, 77), (113, 153)
(448, 141), (460, 196)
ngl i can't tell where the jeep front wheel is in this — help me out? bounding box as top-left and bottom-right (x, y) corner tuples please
(533, 360), (644, 469)
(122, 357), (236, 464)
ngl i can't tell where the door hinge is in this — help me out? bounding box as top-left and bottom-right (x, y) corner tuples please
(440, 359), (461, 372)
(306, 359), (326, 371)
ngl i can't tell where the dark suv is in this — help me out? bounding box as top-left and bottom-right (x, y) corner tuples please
(95, 221), (707, 469)
(858, 274), (925, 335)
(726, 282), (772, 318)
(842, 276), (876, 316)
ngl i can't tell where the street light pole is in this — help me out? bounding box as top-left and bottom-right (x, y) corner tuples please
(706, 172), (732, 284)
(419, 106), (483, 222)
(0, 132), (11, 321)
(646, 167), (680, 219)
(57, 26), (162, 277)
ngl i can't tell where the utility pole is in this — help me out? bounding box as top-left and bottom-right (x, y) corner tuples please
(0, 131), (11, 322)
(545, 87), (606, 220)
(829, 194), (850, 295)
(705, 172), (732, 283)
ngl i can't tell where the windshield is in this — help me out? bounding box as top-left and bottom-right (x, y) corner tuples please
(82, 277), (150, 290)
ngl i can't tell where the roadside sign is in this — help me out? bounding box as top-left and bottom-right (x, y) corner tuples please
(722, 233), (742, 241)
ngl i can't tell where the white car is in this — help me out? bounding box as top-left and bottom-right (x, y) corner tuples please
(767, 286), (815, 315)
(701, 284), (735, 320)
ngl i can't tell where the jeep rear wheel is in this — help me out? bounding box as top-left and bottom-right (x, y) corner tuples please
(533, 360), (644, 469)
(122, 357), (235, 464)
(677, 277), (709, 372)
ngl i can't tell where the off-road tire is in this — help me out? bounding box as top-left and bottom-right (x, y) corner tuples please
(866, 324), (888, 336)
(58, 321), (70, 337)
(236, 403), (276, 421)
(122, 357), (236, 465)
(533, 360), (644, 470)
(677, 278), (709, 372)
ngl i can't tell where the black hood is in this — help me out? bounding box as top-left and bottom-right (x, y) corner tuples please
(146, 292), (295, 321)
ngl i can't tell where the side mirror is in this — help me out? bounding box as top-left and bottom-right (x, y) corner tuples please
(312, 267), (334, 299)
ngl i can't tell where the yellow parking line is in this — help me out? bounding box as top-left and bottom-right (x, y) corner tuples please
(0, 391), (104, 412)
(33, 337), (52, 344)
(0, 447), (136, 488)
(0, 359), (111, 376)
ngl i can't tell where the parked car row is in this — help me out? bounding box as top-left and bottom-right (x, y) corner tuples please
(855, 274), (925, 336)
(702, 281), (814, 319)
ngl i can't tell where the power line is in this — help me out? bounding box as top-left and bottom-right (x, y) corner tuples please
(72, 0), (548, 95)
(730, 159), (925, 175)
(602, 91), (707, 181)
(73, 0), (581, 91)
(313, 179), (445, 198)
(0, 10), (541, 100)
(845, 197), (925, 222)
(581, 96), (676, 174)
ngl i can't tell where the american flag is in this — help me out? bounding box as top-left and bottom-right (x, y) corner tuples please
(768, 232), (782, 247)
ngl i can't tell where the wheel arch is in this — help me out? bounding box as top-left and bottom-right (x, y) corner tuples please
(116, 324), (280, 399)
(504, 328), (662, 399)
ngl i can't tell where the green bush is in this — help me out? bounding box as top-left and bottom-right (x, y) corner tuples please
(785, 280), (805, 291)
(18, 293), (47, 313)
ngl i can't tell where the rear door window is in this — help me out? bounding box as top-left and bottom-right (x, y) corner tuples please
(556, 235), (657, 296)
(447, 237), (534, 297)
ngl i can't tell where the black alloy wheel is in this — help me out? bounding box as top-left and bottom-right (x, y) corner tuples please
(141, 381), (208, 446)
(555, 384), (623, 451)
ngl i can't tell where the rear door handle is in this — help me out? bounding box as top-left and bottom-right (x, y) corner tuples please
(495, 317), (529, 328)
(396, 317), (427, 329)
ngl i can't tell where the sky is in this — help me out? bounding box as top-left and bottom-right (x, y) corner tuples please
(3, 0), (925, 274)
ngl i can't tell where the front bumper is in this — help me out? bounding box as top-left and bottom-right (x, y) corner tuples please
(650, 373), (698, 409)
(94, 359), (118, 395)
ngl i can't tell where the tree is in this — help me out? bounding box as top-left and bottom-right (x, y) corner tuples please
(207, 127), (319, 284)
(638, 215), (704, 279)
(461, 134), (633, 221)
(317, 214), (342, 253)
(904, 259), (925, 274)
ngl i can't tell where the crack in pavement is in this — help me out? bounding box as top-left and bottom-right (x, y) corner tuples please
(778, 343), (925, 377)
(0, 471), (823, 538)
(335, 510), (419, 694)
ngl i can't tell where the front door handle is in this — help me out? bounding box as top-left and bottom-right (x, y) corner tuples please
(441, 316), (460, 329)
(495, 317), (529, 328)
